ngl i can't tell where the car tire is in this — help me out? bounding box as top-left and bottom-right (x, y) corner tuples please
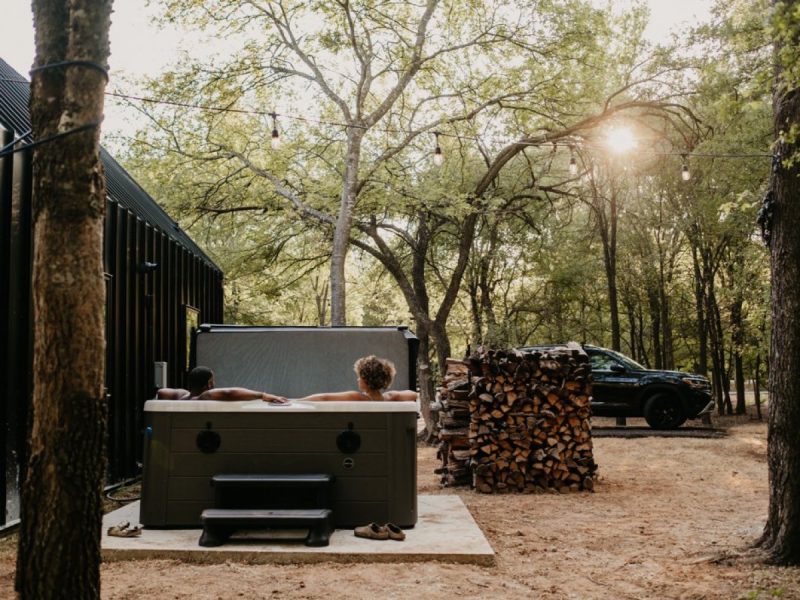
(643, 392), (685, 430)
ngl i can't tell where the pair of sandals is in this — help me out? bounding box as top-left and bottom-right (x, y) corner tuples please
(107, 521), (142, 538)
(353, 522), (405, 541)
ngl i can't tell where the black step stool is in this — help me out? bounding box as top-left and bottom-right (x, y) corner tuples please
(198, 474), (335, 547)
(211, 473), (334, 510)
(199, 508), (333, 547)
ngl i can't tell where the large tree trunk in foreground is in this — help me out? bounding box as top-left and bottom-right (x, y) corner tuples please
(16, 1), (112, 598)
(759, 0), (800, 564)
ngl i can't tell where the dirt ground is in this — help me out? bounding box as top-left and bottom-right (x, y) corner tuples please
(2, 415), (799, 599)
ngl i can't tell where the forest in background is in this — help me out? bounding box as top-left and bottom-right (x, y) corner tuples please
(115, 0), (772, 422)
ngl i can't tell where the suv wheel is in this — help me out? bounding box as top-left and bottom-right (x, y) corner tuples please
(643, 393), (686, 430)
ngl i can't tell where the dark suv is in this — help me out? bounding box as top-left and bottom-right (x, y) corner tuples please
(521, 344), (714, 429)
(583, 345), (713, 429)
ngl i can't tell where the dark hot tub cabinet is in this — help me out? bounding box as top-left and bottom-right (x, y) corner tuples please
(141, 326), (419, 529)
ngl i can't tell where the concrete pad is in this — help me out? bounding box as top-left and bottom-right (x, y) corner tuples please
(102, 495), (495, 566)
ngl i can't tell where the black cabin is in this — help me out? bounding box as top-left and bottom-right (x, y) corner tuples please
(0, 58), (224, 530)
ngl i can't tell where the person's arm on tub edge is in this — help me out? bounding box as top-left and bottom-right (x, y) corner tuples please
(298, 356), (418, 402)
(298, 390), (417, 402)
(199, 387), (288, 403)
(156, 387), (191, 399)
(156, 366), (288, 403)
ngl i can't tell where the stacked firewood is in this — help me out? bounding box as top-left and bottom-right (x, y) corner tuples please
(469, 344), (597, 493)
(433, 358), (473, 487)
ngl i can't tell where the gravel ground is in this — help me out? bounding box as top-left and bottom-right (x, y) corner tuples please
(1, 416), (798, 599)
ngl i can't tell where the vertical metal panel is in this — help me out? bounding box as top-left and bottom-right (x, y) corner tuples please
(156, 232), (167, 379)
(0, 127), (13, 526)
(103, 201), (117, 481)
(132, 220), (143, 463)
(110, 206), (126, 478)
(0, 127), (12, 526)
(0, 142), (32, 526)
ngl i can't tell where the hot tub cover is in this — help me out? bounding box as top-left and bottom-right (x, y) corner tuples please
(193, 325), (418, 398)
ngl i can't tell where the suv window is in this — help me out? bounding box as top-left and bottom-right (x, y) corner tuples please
(589, 352), (620, 371)
(589, 348), (647, 372)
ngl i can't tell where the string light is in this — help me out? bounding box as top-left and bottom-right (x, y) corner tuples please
(269, 112), (281, 150)
(0, 78), (777, 179)
(433, 131), (444, 166)
(568, 146), (578, 176)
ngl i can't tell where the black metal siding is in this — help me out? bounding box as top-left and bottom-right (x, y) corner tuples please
(0, 135), (33, 527)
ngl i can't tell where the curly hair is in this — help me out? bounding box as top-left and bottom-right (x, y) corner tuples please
(354, 355), (396, 391)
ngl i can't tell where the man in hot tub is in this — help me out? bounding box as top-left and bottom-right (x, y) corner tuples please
(298, 355), (418, 402)
(156, 366), (288, 403)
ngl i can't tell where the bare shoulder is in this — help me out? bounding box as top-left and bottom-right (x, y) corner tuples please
(384, 390), (418, 402)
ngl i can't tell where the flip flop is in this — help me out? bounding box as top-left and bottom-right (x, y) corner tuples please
(385, 523), (405, 541)
(353, 522), (389, 540)
(107, 522), (142, 537)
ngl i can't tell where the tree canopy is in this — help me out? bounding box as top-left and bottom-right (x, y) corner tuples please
(118, 0), (775, 437)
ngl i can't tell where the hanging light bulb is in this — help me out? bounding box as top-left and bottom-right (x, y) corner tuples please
(270, 112), (281, 150)
(681, 154), (690, 181)
(569, 146), (578, 176)
(433, 131), (444, 166)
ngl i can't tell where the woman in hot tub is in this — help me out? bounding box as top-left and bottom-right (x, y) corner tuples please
(298, 355), (418, 402)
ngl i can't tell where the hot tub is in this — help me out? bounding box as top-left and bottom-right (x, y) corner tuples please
(140, 326), (419, 529)
(140, 400), (418, 528)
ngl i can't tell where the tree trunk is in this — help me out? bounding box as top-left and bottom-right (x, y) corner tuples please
(478, 220), (501, 346)
(734, 352), (746, 414)
(704, 266), (730, 415)
(467, 277), (483, 346)
(330, 131), (363, 325)
(691, 246), (709, 375)
(759, 3), (800, 562)
(415, 330), (437, 444)
(16, 1), (112, 598)
(431, 319), (453, 377)
(636, 306), (649, 368)
(313, 274), (329, 326)
(479, 266), (500, 347)
(625, 301), (638, 362)
(660, 283), (674, 370)
(754, 351), (763, 421)
(586, 174), (621, 352)
(648, 288), (662, 369)
(731, 297), (747, 414)
(599, 189), (621, 351)
(707, 298), (725, 414)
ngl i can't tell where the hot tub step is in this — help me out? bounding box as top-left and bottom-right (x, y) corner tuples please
(199, 508), (333, 547)
(211, 473), (335, 510)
